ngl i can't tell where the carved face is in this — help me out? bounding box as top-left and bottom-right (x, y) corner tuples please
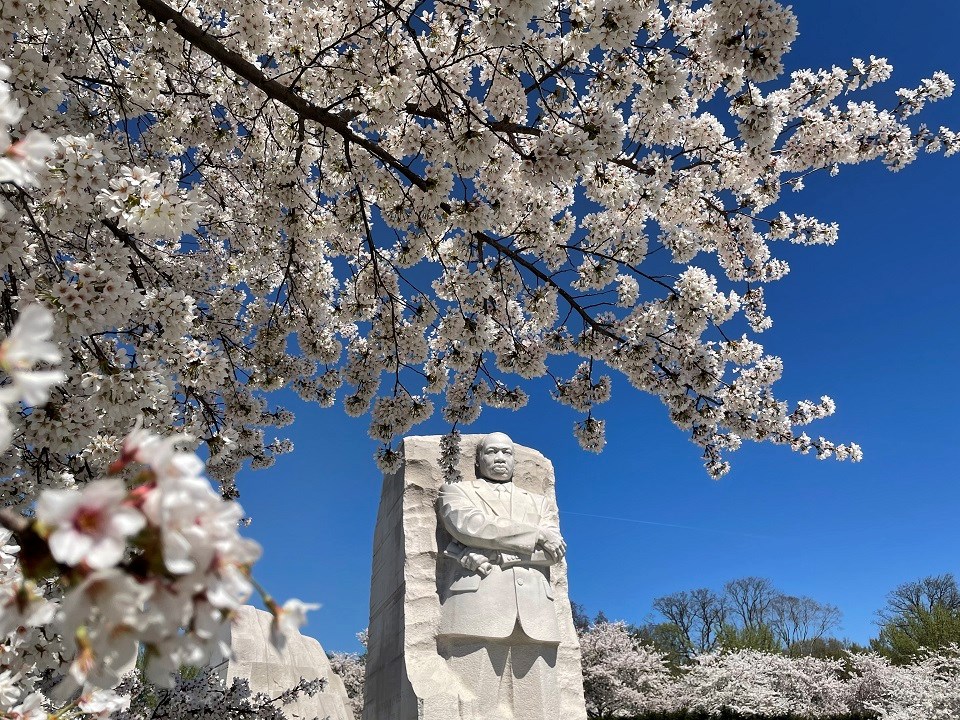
(476, 433), (515, 482)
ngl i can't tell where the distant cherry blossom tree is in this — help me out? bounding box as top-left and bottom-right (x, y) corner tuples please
(329, 651), (365, 719)
(675, 649), (849, 716)
(574, 619), (960, 719)
(579, 619), (672, 718)
(846, 647), (960, 720)
(328, 627), (367, 719)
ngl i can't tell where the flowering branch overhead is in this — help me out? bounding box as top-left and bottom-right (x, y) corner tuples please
(3, 0), (953, 488)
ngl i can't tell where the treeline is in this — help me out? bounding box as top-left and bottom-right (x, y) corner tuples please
(576, 621), (960, 719)
(577, 572), (960, 666)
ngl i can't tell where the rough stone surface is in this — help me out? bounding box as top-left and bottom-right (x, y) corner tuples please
(363, 434), (587, 720)
(220, 605), (355, 720)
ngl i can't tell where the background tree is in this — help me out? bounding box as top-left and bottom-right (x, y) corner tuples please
(573, 609), (960, 718)
(725, 576), (780, 630)
(329, 648), (366, 718)
(652, 591), (698, 657)
(571, 601), (593, 634)
(652, 588), (728, 658)
(632, 621), (691, 669)
(787, 636), (857, 661)
(768, 594), (842, 651)
(650, 576), (842, 658)
(871, 574), (960, 664)
(715, 622), (782, 653)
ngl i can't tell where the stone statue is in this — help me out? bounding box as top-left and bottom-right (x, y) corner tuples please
(436, 432), (567, 719)
(362, 434), (586, 720)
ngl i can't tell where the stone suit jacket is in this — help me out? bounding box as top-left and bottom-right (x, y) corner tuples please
(437, 478), (562, 643)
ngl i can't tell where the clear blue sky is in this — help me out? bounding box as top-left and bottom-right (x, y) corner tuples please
(236, 0), (960, 653)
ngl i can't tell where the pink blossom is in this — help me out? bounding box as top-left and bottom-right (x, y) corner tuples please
(4, 692), (46, 720)
(36, 479), (145, 569)
(0, 130), (56, 186)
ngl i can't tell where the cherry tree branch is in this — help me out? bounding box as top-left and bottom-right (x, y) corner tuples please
(136, 0), (428, 191)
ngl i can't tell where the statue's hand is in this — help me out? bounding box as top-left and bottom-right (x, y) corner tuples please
(461, 552), (494, 576)
(537, 527), (567, 563)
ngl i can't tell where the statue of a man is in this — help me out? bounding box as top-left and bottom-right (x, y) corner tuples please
(436, 432), (567, 719)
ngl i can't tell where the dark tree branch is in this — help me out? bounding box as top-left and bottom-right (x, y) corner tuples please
(136, 0), (428, 191)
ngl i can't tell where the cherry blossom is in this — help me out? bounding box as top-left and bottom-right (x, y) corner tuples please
(579, 620), (672, 716)
(575, 619), (960, 719)
(329, 631), (366, 720)
(0, 304), (65, 407)
(109, 667), (322, 720)
(35, 480), (145, 569)
(0, 0), (951, 487)
(78, 687), (131, 718)
(268, 597), (322, 650)
(0, 298), (312, 708)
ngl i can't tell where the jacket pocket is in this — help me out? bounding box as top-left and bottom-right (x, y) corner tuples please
(542, 575), (554, 600)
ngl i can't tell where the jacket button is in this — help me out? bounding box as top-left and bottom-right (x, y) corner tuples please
(517, 579), (524, 586)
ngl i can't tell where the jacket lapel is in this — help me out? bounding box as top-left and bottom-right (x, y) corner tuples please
(471, 480), (503, 516)
(472, 479), (512, 517)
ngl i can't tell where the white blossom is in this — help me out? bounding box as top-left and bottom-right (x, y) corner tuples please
(36, 479), (145, 569)
(579, 620), (672, 716)
(78, 687), (131, 717)
(269, 598), (321, 649)
(0, 304), (66, 407)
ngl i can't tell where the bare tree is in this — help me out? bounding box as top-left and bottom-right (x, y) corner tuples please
(878, 574), (960, 624)
(690, 588), (729, 652)
(653, 588), (728, 655)
(724, 577), (780, 630)
(652, 591), (698, 655)
(769, 595), (842, 649)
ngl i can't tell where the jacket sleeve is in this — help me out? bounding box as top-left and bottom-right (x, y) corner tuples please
(439, 482), (539, 555)
(538, 492), (561, 535)
(536, 492), (563, 565)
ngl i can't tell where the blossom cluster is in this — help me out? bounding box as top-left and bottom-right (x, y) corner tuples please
(328, 629), (368, 720)
(579, 620), (960, 719)
(109, 666), (322, 720)
(0, 0), (951, 488)
(0, 306), (314, 718)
